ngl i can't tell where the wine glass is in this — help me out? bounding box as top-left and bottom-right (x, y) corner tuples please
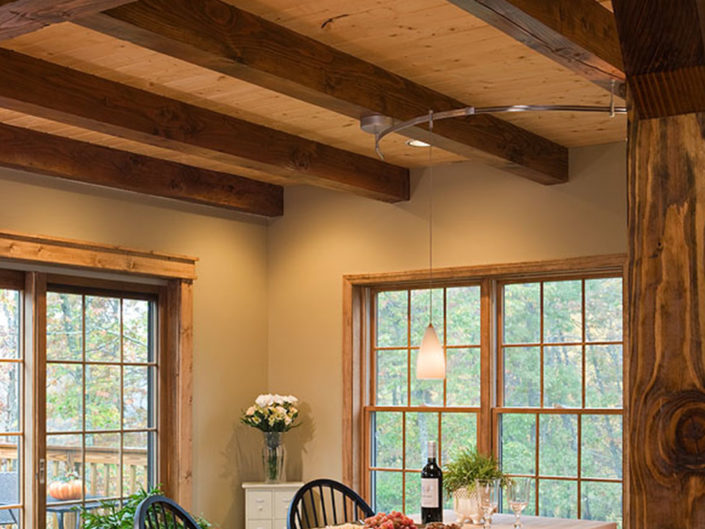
(475, 478), (500, 529)
(506, 477), (532, 528)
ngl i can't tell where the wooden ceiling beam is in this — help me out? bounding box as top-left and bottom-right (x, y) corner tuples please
(76, 0), (568, 185)
(613, 0), (705, 118)
(446, 0), (625, 95)
(0, 122), (284, 216)
(0, 0), (134, 40)
(0, 48), (408, 203)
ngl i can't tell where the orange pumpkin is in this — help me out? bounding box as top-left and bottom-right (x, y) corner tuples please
(48, 479), (83, 500)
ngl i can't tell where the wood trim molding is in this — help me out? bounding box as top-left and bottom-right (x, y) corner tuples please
(161, 279), (194, 508)
(0, 230), (197, 280)
(342, 279), (366, 490)
(0, 268), (23, 289)
(342, 278), (354, 488)
(344, 254), (626, 287)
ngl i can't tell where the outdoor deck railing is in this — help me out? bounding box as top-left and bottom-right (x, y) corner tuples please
(0, 443), (148, 528)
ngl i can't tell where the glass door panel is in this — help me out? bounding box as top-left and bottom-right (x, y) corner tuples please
(0, 288), (22, 528)
(44, 290), (157, 529)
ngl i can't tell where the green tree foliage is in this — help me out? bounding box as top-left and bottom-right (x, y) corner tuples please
(0, 289), (20, 436)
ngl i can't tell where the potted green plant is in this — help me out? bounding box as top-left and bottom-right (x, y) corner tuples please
(77, 486), (212, 529)
(443, 448), (509, 524)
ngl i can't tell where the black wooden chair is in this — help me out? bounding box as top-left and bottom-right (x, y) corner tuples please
(287, 479), (374, 529)
(133, 495), (200, 529)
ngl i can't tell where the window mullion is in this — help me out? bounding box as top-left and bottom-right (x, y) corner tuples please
(24, 272), (48, 529)
(479, 278), (493, 456)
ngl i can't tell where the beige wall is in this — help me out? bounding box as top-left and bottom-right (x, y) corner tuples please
(0, 169), (270, 528)
(0, 141), (626, 528)
(266, 142), (627, 483)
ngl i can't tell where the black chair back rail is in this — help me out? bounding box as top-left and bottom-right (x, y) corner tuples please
(288, 479), (374, 529)
(133, 495), (200, 529)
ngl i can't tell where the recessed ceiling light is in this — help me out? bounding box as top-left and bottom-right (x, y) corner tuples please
(406, 139), (431, 148)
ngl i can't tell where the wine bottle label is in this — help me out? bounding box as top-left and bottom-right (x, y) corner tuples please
(421, 478), (439, 508)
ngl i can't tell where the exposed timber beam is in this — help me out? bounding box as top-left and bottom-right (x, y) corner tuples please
(0, 48), (408, 203)
(0, 122), (284, 217)
(0, 0), (134, 40)
(613, 0), (705, 118)
(76, 0), (568, 185)
(446, 0), (625, 95)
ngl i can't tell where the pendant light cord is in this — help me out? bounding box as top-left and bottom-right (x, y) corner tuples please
(428, 110), (434, 326)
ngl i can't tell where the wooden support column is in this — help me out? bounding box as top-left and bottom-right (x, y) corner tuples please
(626, 112), (705, 528)
(614, 1), (705, 526)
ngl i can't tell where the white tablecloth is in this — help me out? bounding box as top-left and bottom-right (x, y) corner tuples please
(411, 510), (616, 529)
(481, 513), (616, 528)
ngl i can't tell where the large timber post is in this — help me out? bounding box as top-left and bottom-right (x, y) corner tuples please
(613, 2), (705, 528)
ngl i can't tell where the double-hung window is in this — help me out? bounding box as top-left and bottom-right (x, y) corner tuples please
(496, 277), (623, 523)
(370, 284), (483, 513)
(355, 261), (624, 527)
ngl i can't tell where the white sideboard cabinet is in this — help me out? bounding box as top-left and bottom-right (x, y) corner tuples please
(243, 482), (304, 529)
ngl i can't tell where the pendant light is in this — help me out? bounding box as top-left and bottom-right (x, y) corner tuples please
(416, 111), (446, 380)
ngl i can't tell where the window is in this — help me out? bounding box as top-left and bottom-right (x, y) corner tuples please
(355, 262), (624, 527)
(45, 288), (158, 527)
(369, 285), (482, 513)
(497, 278), (623, 523)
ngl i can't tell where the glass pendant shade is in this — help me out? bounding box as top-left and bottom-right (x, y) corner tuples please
(416, 323), (445, 379)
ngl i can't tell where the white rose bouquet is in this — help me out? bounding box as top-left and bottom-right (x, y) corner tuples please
(241, 393), (300, 433)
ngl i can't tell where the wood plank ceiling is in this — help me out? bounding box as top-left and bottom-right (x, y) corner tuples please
(0, 0), (625, 216)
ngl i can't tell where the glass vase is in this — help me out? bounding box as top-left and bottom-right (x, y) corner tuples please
(262, 431), (285, 483)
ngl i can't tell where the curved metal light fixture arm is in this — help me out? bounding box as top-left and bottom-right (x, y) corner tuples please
(373, 104), (627, 160)
(374, 107), (476, 159)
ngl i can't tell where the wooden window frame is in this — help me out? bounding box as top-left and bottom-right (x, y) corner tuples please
(0, 230), (196, 528)
(342, 254), (626, 513)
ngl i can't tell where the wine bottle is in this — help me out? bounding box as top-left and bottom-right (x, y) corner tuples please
(421, 440), (443, 523)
